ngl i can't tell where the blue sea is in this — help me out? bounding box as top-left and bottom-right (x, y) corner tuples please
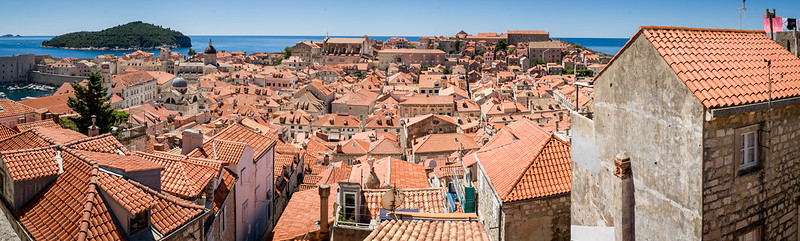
(0, 35), (627, 59)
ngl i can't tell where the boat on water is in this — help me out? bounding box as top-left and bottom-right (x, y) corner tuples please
(0, 92), (7, 99)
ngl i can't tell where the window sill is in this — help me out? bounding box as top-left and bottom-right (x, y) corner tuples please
(737, 165), (761, 177)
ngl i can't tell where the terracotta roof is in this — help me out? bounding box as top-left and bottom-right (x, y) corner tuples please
(0, 99), (36, 118)
(312, 113), (361, 128)
(412, 133), (480, 154)
(213, 168), (237, 213)
(349, 157), (429, 189)
(333, 90), (378, 106)
(65, 133), (129, 154)
(0, 124), (18, 140)
(128, 181), (206, 235)
(20, 93), (76, 115)
(405, 114), (458, 127)
(271, 185), (338, 240)
(112, 69), (154, 88)
(69, 149), (162, 173)
(362, 188), (447, 219)
(0, 127), (86, 152)
(470, 119), (571, 202)
(189, 123), (277, 164)
(602, 26), (800, 109)
(0, 146), (60, 181)
(135, 151), (221, 198)
(15, 119), (60, 132)
(96, 171), (157, 214)
(400, 94), (453, 105)
(365, 220), (490, 241)
(377, 49), (445, 54)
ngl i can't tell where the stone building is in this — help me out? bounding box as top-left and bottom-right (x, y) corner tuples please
(571, 26), (800, 240)
(398, 94), (454, 118)
(311, 113), (362, 141)
(112, 68), (157, 109)
(321, 37), (372, 65)
(0, 54), (34, 83)
(468, 119), (571, 241)
(375, 49), (446, 70)
(527, 41), (565, 64)
(507, 30), (550, 46)
(331, 90), (378, 120)
(292, 41), (322, 64)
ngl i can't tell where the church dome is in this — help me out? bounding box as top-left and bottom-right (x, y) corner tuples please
(172, 77), (187, 88)
(204, 40), (217, 54)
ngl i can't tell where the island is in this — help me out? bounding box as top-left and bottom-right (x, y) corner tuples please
(41, 21), (191, 50)
(1, 34), (21, 37)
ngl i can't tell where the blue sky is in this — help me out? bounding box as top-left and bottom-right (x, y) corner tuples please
(2, 0), (799, 38)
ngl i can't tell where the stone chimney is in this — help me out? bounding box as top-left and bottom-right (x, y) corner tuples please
(323, 153), (331, 166)
(613, 151), (634, 241)
(317, 184), (331, 240)
(364, 158), (380, 189)
(181, 129), (204, 155)
(88, 115), (99, 137)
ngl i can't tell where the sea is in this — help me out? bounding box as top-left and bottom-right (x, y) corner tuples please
(0, 35), (627, 100)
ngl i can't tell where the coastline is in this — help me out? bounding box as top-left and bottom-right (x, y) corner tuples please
(552, 38), (615, 59)
(39, 44), (188, 51)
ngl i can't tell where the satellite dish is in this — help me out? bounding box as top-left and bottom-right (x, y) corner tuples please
(380, 187), (405, 211)
(427, 159), (438, 170)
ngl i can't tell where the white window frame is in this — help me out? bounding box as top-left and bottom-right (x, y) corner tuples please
(739, 131), (757, 170)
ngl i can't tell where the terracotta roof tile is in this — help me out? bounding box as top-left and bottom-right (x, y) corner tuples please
(69, 149), (162, 173)
(128, 181), (206, 235)
(272, 185), (338, 240)
(0, 146), (60, 181)
(213, 168), (237, 213)
(15, 119), (61, 132)
(0, 127), (85, 152)
(65, 133), (130, 154)
(603, 26), (800, 109)
(365, 220), (490, 241)
(0, 99), (36, 118)
(362, 188), (447, 219)
(96, 171), (157, 214)
(135, 151), (221, 198)
(189, 123), (277, 164)
(413, 133), (480, 154)
(0, 124), (17, 140)
(349, 157), (429, 189)
(470, 119), (571, 202)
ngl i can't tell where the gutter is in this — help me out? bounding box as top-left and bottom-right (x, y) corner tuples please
(708, 96), (800, 118)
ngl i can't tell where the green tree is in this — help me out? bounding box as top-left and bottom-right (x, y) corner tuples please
(531, 58), (546, 66)
(443, 68), (452, 75)
(576, 69), (594, 77)
(187, 48), (196, 56)
(564, 66), (575, 74)
(454, 40), (462, 53)
(494, 39), (508, 54)
(66, 72), (125, 134)
(282, 46), (292, 58)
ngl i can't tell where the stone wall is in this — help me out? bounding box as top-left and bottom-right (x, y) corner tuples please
(330, 225), (372, 241)
(702, 104), (800, 240)
(503, 195), (570, 241)
(0, 55), (34, 83)
(163, 212), (207, 241)
(207, 185), (236, 241)
(570, 34), (705, 240)
(28, 71), (84, 86)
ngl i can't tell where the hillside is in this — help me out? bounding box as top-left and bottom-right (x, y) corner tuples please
(42, 21), (191, 50)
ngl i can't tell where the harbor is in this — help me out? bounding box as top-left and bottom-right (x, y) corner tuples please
(0, 83), (56, 101)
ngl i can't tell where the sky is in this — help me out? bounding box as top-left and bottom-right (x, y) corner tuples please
(2, 0), (800, 38)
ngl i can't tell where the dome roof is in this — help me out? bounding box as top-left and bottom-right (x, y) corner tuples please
(172, 77), (187, 88)
(204, 40), (217, 54)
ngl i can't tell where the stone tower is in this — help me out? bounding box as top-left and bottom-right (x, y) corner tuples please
(204, 39), (217, 66)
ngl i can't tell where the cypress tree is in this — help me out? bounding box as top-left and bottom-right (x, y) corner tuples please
(66, 71), (120, 134)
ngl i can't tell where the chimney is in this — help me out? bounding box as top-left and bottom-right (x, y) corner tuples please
(52, 113), (60, 125)
(323, 153), (331, 166)
(317, 184), (331, 240)
(181, 129), (204, 155)
(88, 115), (99, 137)
(613, 151), (634, 241)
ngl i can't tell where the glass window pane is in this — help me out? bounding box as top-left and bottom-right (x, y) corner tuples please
(345, 193), (355, 207)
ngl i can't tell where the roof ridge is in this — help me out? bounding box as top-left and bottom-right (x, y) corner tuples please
(639, 25), (766, 34)
(64, 133), (115, 146)
(76, 163), (101, 241)
(127, 179), (205, 210)
(0, 144), (58, 155)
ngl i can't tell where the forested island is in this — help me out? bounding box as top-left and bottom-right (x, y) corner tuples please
(41, 21), (191, 50)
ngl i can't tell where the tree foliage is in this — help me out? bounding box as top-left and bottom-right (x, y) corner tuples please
(42, 21), (191, 49)
(282, 46), (292, 58)
(66, 72), (126, 134)
(187, 48), (196, 56)
(531, 58), (546, 66)
(454, 40), (462, 52)
(494, 39), (508, 54)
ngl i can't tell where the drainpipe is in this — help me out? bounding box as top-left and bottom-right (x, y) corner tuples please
(614, 152), (634, 241)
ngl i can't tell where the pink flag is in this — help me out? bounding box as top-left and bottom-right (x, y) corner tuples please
(764, 14), (783, 33)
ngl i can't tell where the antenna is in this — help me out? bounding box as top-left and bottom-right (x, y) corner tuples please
(738, 0), (747, 30)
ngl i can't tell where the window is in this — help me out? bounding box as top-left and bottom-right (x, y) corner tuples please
(737, 226), (761, 241)
(343, 192), (357, 221)
(130, 211), (148, 234)
(734, 124), (760, 175)
(242, 201), (249, 223)
(220, 205), (226, 232)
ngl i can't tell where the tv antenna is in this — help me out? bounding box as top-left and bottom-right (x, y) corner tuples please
(738, 0), (747, 30)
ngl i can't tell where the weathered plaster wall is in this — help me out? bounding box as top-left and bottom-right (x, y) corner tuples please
(571, 35), (705, 240)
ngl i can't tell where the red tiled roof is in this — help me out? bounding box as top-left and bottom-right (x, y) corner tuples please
(0, 127), (86, 152)
(362, 188), (446, 219)
(0, 146), (60, 181)
(65, 133), (130, 154)
(15, 119), (60, 132)
(271, 185), (338, 241)
(601, 26), (800, 109)
(0, 99), (36, 118)
(349, 157), (429, 189)
(412, 133), (480, 154)
(0, 124), (18, 141)
(135, 151), (221, 198)
(69, 149), (162, 173)
(365, 220), (490, 241)
(189, 123), (277, 164)
(470, 119), (571, 202)
(128, 181), (206, 235)
(213, 168), (237, 213)
(96, 171), (157, 214)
